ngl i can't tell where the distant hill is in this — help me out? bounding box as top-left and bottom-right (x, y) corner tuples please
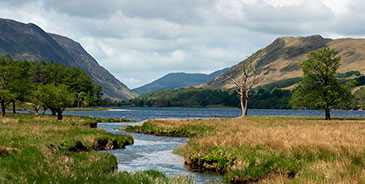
(0, 18), (136, 100)
(206, 35), (365, 88)
(133, 68), (228, 95)
(128, 72), (365, 109)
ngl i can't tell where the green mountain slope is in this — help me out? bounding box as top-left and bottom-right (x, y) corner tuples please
(0, 18), (136, 100)
(132, 68), (228, 95)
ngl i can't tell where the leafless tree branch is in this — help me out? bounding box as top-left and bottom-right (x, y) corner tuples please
(228, 61), (259, 117)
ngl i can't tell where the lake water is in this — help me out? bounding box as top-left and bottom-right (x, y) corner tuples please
(34, 108), (365, 183)
(61, 107), (365, 121)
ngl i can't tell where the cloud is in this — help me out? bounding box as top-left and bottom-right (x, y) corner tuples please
(42, 0), (120, 19)
(0, 0), (36, 7)
(215, 0), (335, 35)
(329, 0), (365, 35)
(1, 0), (365, 88)
(118, 0), (213, 24)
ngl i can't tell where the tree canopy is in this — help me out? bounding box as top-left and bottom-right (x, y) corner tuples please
(0, 55), (103, 119)
(290, 48), (355, 120)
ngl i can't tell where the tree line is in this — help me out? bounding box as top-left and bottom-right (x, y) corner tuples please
(0, 55), (103, 119)
(127, 87), (293, 109)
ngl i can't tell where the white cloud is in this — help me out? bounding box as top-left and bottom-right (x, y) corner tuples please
(1, 0), (365, 88)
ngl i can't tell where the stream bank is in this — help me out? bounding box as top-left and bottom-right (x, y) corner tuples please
(98, 122), (222, 184)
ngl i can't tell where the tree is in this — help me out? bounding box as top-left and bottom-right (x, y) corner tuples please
(228, 61), (259, 117)
(0, 55), (104, 115)
(0, 90), (15, 117)
(291, 47), (355, 120)
(8, 61), (32, 114)
(29, 85), (45, 115)
(37, 84), (72, 120)
(0, 55), (18, 116)
(29, 61), (48, 84)
(353, 87), (365, 110)
(75, 92), (86, 107)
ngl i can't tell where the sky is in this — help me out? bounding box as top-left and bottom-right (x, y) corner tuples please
(1, 0), (365, 89)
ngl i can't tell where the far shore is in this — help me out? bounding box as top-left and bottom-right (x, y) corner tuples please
(65, 107), (133, 111)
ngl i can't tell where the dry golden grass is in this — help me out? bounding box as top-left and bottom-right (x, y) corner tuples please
(63, 116), (86, 122)
(32, 115), (86, 122)
(144, 118), (365, 183)
(1, 117), (18, 123)
(152, 118), (365, 152)
(33, 116), (53, 121)
(202, 119), (364, 152)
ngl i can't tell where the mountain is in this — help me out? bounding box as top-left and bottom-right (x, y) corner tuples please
(207, 35), (365, 88)
(0, 18), (136, 100)
(133, 68), (228, 95)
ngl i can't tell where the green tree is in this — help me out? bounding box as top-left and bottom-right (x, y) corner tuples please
(29, 61), (48, 84)
(353, 87), (365, 110)
(0, 90), (15, 117)
(30, 85), (44, 115)
(92, 85), (103, 106)
(37, 84), (72, 120)
(76, 92), (86, 107)
(8, 60), (32, 113)
(0, 55), (18, 116)
(291, 48), (355, 120)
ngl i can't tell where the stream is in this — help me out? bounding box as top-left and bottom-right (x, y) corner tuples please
(98, 122), (222, 183)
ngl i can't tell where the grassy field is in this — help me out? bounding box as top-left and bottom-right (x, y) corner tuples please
(0, 114), (193, 184)
(123, 117), (365, 183)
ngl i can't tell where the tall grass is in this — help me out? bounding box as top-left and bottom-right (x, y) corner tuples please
(126, 117), (365, 183)
(0, 114), (193, 184)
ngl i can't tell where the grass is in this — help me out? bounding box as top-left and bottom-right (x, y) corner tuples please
(65, 107), (113, 111)
(93, 117), (137, 123)
(124, 117), (365, 183)
(122, 119), (215, 137)
(0, 114), (193, 184)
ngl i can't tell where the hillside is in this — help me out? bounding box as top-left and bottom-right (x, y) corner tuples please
(207, 35), (365, 88)
(0, 18), (136, 100)
(128, 72), (365, 109)
(133, 68), (228, 95)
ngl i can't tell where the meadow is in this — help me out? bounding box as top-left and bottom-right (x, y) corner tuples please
(123, 117), (365, 183)
(0, 114), (193, 184)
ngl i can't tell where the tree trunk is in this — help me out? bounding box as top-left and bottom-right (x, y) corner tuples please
(34, 108), (39, 115)
(243, 95), (249, 117)
(51, 109), (56, 116)
(325, 108), (331, 120)
(32, 104), (40, 115)
(57, 111), (63, 120)
(1, 100), (5, 117)
(42, 106), (47, 115)
(12, 101), (16, 114)
(240, 90), (245, 117)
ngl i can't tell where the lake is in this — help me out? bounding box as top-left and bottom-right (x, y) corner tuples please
(61, 107), (365, 121)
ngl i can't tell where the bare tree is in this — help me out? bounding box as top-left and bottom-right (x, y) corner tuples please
(228, 62), (259, 117)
